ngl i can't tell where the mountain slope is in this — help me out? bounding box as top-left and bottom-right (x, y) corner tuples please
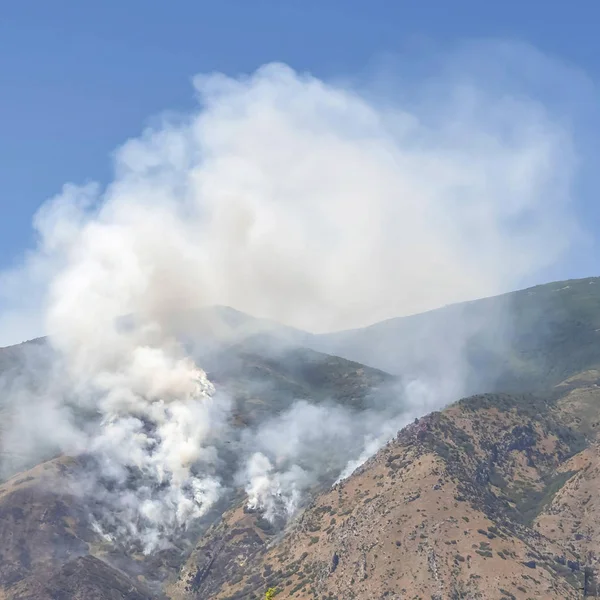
(5, 276), (600, 400)
(314, 276), (600, 395)
(3, 277), (600, 599)
(171, 371), (600, 599)
(0, 342), (399, 599)
(0, 456), (162, 600)
(205, 337), (396, 422)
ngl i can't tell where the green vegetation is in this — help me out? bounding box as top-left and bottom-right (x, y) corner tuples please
(509, 471), (577, 524)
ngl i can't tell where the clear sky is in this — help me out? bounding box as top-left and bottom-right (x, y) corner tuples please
(1, 0), (600, 280)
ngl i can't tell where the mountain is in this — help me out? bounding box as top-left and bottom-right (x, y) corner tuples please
(0, 455), (166, 600)
(8, 370), (600, 599)
(182, 277), (600, 397)
(5, 276), (600, 398)
(204, 336), (396, 421)
(137, 277), (600, 399)
(168, 370), (600, 599)
(314, 276), (600, 395)
(3, 276), (600, 599)
(0, 339), (397, 600)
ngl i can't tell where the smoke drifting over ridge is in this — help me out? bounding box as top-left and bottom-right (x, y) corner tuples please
(0, 45), (586, 550)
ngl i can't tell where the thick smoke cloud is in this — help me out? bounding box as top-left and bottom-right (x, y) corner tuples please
(0, 43), (586, 550)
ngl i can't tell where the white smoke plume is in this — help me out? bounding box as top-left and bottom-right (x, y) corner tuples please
(0, 41), (588, 546)
(237, 377), (446, 522)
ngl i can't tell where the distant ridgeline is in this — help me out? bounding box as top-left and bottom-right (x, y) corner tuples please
(313, 276), (600, 395)
(3, 276), (600, 401)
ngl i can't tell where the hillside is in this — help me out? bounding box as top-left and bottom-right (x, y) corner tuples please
(4, 276), (600, 399)
(204, 336), (396, 420)
(169, 370), (600, 599)
(2, 277), (600, 599)
(0, 341), (398, 600)
(0, 335), (397, 482)
(315, 276), (600, 395)
(6, 369), (600, 599)
(0, 456), (162, 600)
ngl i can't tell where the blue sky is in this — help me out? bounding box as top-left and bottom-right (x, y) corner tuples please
(2, 0), (600, 281)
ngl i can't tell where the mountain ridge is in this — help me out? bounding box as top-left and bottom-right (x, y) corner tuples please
(2, 276), (600, 598)
(169, 371), (600, 599)
(4, 276), (600, 400)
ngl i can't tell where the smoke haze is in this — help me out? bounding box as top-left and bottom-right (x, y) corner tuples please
(0, 41), (588, 550)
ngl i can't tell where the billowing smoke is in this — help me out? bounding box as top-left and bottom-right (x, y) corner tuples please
(0, 42), (586, 549)
(234, 376), (445, 523)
